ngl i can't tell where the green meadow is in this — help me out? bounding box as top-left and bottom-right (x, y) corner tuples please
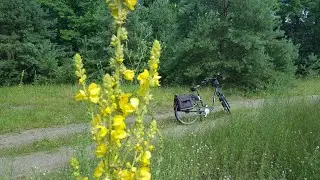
(0, 78), (320, 179)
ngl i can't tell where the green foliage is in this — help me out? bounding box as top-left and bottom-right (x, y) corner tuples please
(158, 0), (298, 90)
(2, 0), (316, 90)
(0, 0), (69, 85)
(279, 0), (320, 77)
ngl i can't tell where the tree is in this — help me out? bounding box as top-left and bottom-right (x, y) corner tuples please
(0, 0), (61, 85)
(161, 0), (298, 90)
(279, 0), (320, 76)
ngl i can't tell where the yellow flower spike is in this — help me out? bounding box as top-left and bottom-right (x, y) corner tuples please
(94, 161), (105, 179)
(88, 83), (101, 103)
(137, 167), (151, 180)
(124, 0), (137, 10)
(137, 69), (149, 85)
(95, 143), (107, 158)
(75, 90), (87, 101)
(130, 97), (139, 109)
(123, 69), (135, 81)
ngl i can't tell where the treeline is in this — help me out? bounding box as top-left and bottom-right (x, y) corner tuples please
(1, 0), (320, 90)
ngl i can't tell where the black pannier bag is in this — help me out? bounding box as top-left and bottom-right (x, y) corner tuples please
(174, 95), (194, 111)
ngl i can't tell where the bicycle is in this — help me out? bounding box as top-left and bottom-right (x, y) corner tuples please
(173, 77), (231, 125)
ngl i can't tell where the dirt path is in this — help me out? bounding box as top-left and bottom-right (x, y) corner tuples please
(0, 95), (319, 179)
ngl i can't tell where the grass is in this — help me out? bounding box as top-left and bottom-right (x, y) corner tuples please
(1, 78), (320, 178)
(0, 85), (88, 134)
(0, 77), (319, 134)
(34, 98), (320, 179)
(152, 99), (320, 179)
(0, 83), (230, 134)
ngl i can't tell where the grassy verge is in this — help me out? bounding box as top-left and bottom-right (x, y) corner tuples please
(153, 99), (320, 179)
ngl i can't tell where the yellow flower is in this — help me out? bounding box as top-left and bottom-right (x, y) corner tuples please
(102, 107), (112, 116)
(137, 167), (151, 180)
(152, 63), (158, 70)
(130, 97), (139, 109)
(91, 114), (101, 128)
(95, 143), (107, 158)
(88, 83), (101, 103)
(119, 93), (131, 108)
(150, 72), (161, 87)
(141, 151), (151, 166)
(75, 90), (87, 101)
(113, 115), (126, 130)
(94, 161), (105, 179)
(137, 69), (149, 85)
(70, 157), (79, 170)
(119, 93), (135, 115)
(118, 169), (134, 180)
(98, 126), (108, 140)
(123, 69), (135, 81)
(111, 129), (127, 140)
(124, 0), (137, 10)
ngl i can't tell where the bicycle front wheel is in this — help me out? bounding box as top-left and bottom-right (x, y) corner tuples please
(174, 101), (202, 125)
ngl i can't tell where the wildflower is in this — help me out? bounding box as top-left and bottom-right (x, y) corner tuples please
(141, 151), (151, 166)
(113, 115), (126, 130)
(102, 107), (112, 116)
(150, 72), (161, 87)
(130, 98), (139, 109)
(124, 0), (137, 10)
(118, 169), (134, 180)
(123, 69), (135, 81)
(111, 129), (127, 140)
(97, 126), (108, 140)
(94, 161), (105, 179)
(88, 83), (101, 103)
(95, 143), (107, 158)
(75, 90), (87, 101)
(119, 93), (135, 115)
(91, 115), (101, 128)
(137, 167), (151, 180)
(70, 157), (79, 170)
(137, 69), (149, 85)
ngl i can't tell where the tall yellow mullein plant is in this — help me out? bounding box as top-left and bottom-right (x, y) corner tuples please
(71, 0), (161, 179)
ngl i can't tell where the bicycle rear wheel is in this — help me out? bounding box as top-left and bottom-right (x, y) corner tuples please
(174, 101), (202, 125)
(220, 95), (231, 114)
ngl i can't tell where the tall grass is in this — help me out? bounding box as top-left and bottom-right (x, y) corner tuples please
(153, 99), (320, 179)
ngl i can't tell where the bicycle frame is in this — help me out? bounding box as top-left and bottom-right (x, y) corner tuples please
(174, 77), (230, 124)
(190, 78), (223, 113)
